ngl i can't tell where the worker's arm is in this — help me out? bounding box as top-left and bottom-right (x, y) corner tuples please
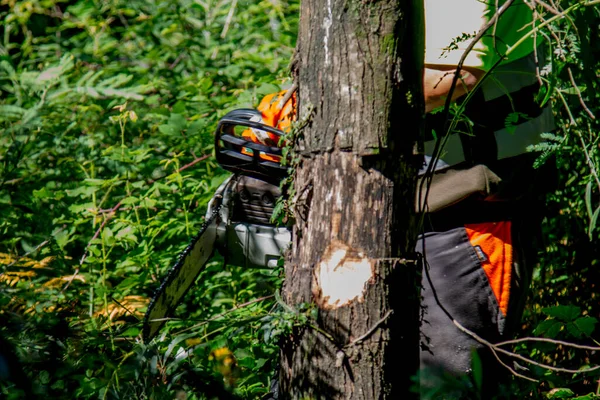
(423, 66), (485, 113)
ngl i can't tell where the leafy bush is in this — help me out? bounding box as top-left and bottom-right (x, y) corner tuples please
(1, 0), (297, 397)
(1, 0), (600, 399)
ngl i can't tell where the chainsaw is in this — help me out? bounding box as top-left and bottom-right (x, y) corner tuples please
(143, 108), (292, 341)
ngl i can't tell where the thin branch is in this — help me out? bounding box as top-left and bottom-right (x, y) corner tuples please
(310, 323), (338, 345)
(345, 310), (394, 347)
(555, 88), (577, 126)
(279, 82), (298, 109)
(5, 226), (67, 268)
(168, 53), (186, 70)
(148, 154), (211, 184)
(62, 202), (122, 292)
(506, 0), (600, 58)
(174, 295), (274, 334)
(496, 336), (600, 352)
(525, 1), (544, 86)
(533, 0), (562, 15)
(220, 0), (238, 39)
(453, 319), (600, 379)
(441, 0), (516, 124)
(177, 154), (211, 173)
(576, 125), (600, 193)
(489, 346), (539, 382)
(109, 295), (141, 322)
(567, 67), (596, 120)
(496, 346), (600, 375)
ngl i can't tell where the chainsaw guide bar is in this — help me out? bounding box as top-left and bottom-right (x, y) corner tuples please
(143, 198), (223, 341)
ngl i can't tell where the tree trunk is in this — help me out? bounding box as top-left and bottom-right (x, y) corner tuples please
(279, 0), (424, 398)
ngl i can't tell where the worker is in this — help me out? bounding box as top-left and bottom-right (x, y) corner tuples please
(419, 0), (555, 397)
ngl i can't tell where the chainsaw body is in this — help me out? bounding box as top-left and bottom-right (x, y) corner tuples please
(143, 108), (292, 340)
(209, 175), (291, 269)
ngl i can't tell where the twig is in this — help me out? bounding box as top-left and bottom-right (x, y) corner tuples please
(279, 82), (298, 109)
(525, 2), (544, 86)
(555, 89), (577, 126)
(147, 154), (211, 184)
(567, 67), (596, 120)
(62, 202), (122, 292)
(506, 0), (600, 58)
(453, 319), (600, 379)
(174, 295), (275, 335)
(533, 0), (562, 15)
(220, 0), (238, 39)
(168, 53), (186, 70)
(441, 0), (516, 123)
(576, 125), (600, 193)
(5, 225), (67, 268)
(496, 336), (600, 351)
(310, 323), (338, 345)
(489, 345), (539, 382)
(177, 154), (211, 173)
(345, 310), (394, 347)
(109, 295), (141, 322)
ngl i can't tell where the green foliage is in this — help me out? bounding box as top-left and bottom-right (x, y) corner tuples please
(1, 0), (600, 399)
(511, 2), (600, 398)
(0, 0), (297, 397)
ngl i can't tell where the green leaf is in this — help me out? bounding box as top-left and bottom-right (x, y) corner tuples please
(504, 112), (530, 134)
(66, 186), (98, 198)
(542, 305), (581, 321)
(84, 179), (107, 186)
(533, 319), (562, 338)
(256, 83), (281, 97)
(120, 327), (140, 337)
(572, 393), (600, 400)
(471, 349), (483, 394)
(560, 85), (587, 95)
(68, 202), (95, 214)
(0, 105), (26, 120)
(39, 370), (51, 385)
(585, 181), (593, 220)
(172, 101), (187, 114)
(547, 388), (575, 399)
(120, 196), (138, 205)
(187, 119), (207, 136)
(38, 66), (63, 82)
(589, 206), (600, 240)
(158, 113), (188, 136)
(33, 187), (52, 200)
(102, 226), (115, 246)
(573, 316), (598, 337)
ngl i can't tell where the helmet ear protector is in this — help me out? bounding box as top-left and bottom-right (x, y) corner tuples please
(215, 109), (287, 183)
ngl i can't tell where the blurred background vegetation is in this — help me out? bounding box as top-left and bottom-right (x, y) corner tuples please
(0, 0), (599, 398)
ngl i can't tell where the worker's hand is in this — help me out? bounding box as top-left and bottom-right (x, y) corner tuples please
(423, 66), (484, 113)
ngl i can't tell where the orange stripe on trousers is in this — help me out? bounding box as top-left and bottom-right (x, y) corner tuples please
(464, 221), (513, 316)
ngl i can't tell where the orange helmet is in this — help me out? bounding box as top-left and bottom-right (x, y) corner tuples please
(215, 88), (297, 182)
(241, 90), (297, 150)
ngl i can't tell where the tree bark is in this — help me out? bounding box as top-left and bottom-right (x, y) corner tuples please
(279, 0), (424, 398)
